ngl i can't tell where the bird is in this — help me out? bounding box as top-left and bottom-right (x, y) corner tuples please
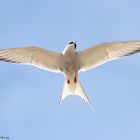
(0, 40), (140, 109)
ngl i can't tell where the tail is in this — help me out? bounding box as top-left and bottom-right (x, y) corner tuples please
(59, 79), (93, 110)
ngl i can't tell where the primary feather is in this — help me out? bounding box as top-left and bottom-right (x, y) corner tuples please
(0, 47), (63, 73)
(78, 41), (140, 72)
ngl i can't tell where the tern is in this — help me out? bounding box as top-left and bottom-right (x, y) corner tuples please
(0, 40), (140, 109)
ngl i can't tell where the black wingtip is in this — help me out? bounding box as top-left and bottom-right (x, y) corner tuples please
(0, 58), (19, 63)
(123, 49), (140, 57)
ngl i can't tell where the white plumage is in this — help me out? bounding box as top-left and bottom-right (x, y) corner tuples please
(0, 40), (140, 109)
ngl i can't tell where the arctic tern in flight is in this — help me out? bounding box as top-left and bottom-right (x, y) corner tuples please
(0, 40), (140, 109)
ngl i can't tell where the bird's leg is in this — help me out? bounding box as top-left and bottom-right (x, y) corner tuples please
(74, 76), (77, 84)
(67, 79), (70, 84)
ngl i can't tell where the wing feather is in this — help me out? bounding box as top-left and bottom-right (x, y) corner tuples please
(0, 47), (63, 73)
(78, 41), (140, 72)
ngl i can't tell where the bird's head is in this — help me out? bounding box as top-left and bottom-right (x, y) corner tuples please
(68, 41), (77, 50)
(63, 41), (77, 54)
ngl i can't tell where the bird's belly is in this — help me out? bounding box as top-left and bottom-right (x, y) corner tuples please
(64, 57), (77, 72)
(67, 81), (77, 93)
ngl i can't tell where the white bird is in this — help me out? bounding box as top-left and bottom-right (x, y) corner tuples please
(0, 40), (140, 109)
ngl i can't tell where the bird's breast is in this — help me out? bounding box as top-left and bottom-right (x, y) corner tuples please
(62, 53), (79, 76)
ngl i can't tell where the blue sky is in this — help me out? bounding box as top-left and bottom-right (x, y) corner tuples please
(0, 0), (140, 140)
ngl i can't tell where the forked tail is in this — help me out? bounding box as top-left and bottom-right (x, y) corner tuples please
(60, 79), (93, 110)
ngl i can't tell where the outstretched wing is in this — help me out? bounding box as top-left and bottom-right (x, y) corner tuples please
(0, 47), (63, 73)
(78, 41), (140, 72)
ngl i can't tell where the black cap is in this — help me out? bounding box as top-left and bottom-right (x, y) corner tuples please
(69, 41), (76, 49)
(69, 42), (75, 44)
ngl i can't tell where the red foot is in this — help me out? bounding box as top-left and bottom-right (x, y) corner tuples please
(67, 79), (70, 84)
(74, 76), (77, 84)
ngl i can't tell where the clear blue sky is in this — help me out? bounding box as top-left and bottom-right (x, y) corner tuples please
(0, 0), (140, 140)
